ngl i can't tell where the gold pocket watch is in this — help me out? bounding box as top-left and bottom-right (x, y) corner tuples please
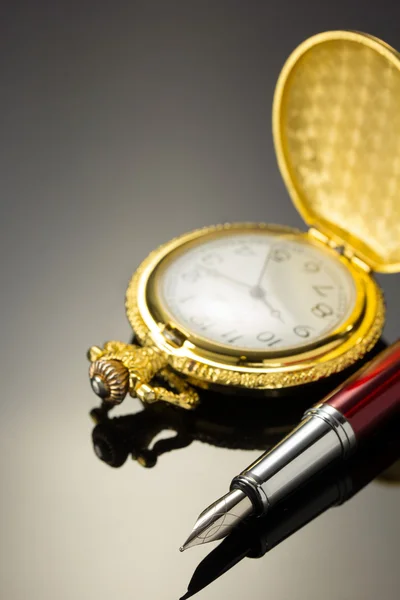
(88, 30), (400, 410)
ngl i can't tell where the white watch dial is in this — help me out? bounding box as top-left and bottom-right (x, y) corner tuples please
(156, 231), (357, 352)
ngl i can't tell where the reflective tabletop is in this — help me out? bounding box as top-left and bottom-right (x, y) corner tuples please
(1, 2), (400, 599)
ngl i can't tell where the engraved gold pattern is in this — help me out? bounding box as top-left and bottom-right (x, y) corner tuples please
(88, 341), (199, 409)
(273, 31), (400, 273)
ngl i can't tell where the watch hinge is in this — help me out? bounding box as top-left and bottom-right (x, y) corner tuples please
(345, 252), (371, 273)
(308, 227), (335, 248)
(308, 227), (371, 272)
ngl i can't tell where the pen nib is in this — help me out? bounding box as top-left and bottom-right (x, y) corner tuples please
(180, 488), (253, 551)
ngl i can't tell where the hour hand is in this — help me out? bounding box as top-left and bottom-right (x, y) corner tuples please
(262, 298), (284, 323)
(250, 286), (284, 323)
(269, 307), (284, 323)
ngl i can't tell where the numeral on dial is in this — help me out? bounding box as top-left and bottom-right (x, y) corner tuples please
(256, 331), (282, 346)
(272, 248), (291, 262)
(311, 303), (333, 318)
(313, 285), (334, 297)
(202, 252), (222, 266)
(221, 330), (243, 344)
(235, 245), (255, 256)
(294, 325), (314, 338)
(304, 261), (320, 272)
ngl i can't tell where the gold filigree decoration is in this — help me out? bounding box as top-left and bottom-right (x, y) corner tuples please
(88, 341), (199, 410)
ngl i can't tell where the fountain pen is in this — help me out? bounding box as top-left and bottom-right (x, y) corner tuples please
(180, 340), (400, 551)
(181, 415), (400, 599)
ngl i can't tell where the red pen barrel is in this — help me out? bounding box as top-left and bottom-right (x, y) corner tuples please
(325, 341), (400, 439)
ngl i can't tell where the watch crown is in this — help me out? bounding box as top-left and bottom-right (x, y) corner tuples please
(89, 359), (129, 404)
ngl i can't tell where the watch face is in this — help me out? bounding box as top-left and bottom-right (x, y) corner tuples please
(153, 230), (358, 353)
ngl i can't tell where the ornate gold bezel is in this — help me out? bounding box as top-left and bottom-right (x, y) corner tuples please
(125, 223), (385, 391)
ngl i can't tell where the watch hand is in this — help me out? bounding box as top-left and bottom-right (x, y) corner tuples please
(199, 265), (284, 322)
(260, 297), (284, 323)
(250, 285), (284, 323)
(198, 266), (252, 289)
(256, 246), (274, 286)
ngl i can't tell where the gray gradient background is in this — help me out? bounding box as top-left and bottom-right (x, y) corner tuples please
(1, 2), (400, 599)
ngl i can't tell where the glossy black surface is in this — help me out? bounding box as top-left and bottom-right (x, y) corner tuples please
(2, 2), (400, 599)
(183, 416), (400, 599)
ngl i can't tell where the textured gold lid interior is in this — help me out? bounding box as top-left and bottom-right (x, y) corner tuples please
(273, 31), (400, 273)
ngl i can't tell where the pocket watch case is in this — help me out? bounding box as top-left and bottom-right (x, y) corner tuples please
(273, 30), (400, 273)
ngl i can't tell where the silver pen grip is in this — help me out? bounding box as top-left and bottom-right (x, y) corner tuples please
(231, 404), (357, 513)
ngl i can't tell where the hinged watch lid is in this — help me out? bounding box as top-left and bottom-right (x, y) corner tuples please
(273, 30), (400, 273)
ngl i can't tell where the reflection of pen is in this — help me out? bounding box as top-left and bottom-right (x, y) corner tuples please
(181, 341), (400, 551)
(181, 417), (400, 599)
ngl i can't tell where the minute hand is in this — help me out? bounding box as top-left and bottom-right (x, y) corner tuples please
(256, 247), (274, 286)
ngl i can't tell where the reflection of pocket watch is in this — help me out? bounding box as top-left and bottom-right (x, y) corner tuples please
(89, 393), (302, 469)
(88, 31), (400, 410)
(90, 340), (387, 466)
